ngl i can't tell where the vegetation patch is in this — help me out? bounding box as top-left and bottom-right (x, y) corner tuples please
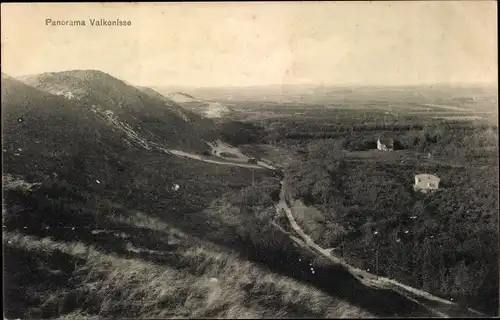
(281, 121), (498, 315)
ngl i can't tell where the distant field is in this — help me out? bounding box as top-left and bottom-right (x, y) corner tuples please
(419, 103), (472, 112)
(433, 116), (485, 121)
(213, 87), (497, 124)
(226, 106), (496, 126)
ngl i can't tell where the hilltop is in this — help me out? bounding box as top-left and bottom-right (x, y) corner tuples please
(2, 74), (126, 181)
(18, 70), (218, 152)
(135, 85), (217, 133)
(165, 91), (198, 103)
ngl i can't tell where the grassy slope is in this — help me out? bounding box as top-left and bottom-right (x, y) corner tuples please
(2, 75), (372, 318)
(4, 216), (371, 319)
(2, 75), (129, 181)
(18, 70), (217, 152)
(136, 85), (217, 130)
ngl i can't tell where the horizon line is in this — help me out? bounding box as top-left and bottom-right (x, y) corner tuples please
(149, 81), (498, 90)
(4, 69), (497, 90)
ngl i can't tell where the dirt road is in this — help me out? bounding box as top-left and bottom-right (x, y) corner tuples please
(276, 182), (486, 318)
(167, 149), (266, 169)
(159, 141), (485, 318)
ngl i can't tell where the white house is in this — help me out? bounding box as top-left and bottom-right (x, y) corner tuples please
(414, 174), (440, 193)
(377, 138), (394, 151)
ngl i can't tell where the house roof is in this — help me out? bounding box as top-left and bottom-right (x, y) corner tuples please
(415, 173), (440, 181)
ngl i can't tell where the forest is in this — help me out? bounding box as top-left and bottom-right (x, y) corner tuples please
(278, 120), (499, 315)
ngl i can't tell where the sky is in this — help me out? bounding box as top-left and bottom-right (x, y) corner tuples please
(1, 2), (497, 87)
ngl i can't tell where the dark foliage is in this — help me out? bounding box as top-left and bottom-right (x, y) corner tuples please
(218, 121), (265, 146)
(282, 123), (499, 315)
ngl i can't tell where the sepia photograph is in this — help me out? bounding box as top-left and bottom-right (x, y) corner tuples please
(1, 2), (498, 318)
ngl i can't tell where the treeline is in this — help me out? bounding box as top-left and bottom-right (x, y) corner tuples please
(218, 120), (265, 146)
(272, 122), (498, 166)
(263, 118), (496, 147)
(272, 123), (424, 141)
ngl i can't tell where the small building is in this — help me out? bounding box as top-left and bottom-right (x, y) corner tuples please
(377, 138), (394, 151)
(414, 174), (440, 193)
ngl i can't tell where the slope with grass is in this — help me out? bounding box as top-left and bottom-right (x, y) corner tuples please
(4, 220), (374, 319)
(3, 73), (373, 319)
(2, 74), (130, 182)
(136, 86), (214, 128)
(18, 70), (217, 153)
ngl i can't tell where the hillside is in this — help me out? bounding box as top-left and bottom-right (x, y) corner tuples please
(136, 85), (218, 136)
(157, 89), (233, 119)
(2, 73), (377, 319)
(2, 74), (126, 182)
(166, 92), (198, 103)
(135, 86), (197, 123)
(18, 70), (217, 152)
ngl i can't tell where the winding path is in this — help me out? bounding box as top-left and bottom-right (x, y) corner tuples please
(277, 181), (486, 318)
(167, 149), (264, 169)
(154, 144), (276, 170)
(162, 143), (486, 318)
